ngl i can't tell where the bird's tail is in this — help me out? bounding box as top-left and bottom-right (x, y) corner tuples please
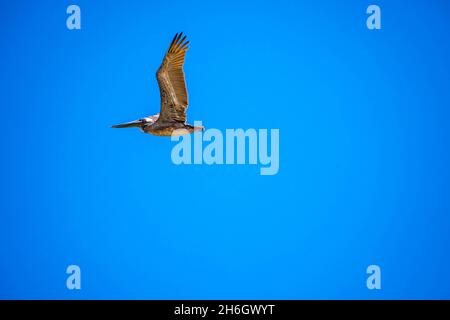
(193, 126), (205, 132)
(185, 124), (205, 133)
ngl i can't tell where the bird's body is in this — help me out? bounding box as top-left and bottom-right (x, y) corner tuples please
(139, 115), (201, 136)
(112, 33), (204, 136)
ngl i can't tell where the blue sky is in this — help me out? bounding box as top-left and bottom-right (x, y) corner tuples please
(0, 0), (449, 299)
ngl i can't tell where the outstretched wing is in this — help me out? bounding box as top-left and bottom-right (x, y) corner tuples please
(156, 33), (189, 123)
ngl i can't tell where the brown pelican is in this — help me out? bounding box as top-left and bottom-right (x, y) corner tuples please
(112, 33), (204, 136)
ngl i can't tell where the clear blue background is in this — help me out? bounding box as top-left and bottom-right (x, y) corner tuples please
(1, 0), (449, 299)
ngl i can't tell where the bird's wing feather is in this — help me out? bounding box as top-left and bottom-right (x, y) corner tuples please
(156, 33), (189, 123)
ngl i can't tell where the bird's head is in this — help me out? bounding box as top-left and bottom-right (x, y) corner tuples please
(111, 114), (158, 129)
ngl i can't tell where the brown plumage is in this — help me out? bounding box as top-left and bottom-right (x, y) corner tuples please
(112, 33), (204, 136)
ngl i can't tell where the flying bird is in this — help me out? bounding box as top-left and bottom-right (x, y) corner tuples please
(112, 33), (204, 136)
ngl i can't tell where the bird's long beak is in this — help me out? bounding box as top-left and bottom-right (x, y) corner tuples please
(111, 119), (143, 128)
